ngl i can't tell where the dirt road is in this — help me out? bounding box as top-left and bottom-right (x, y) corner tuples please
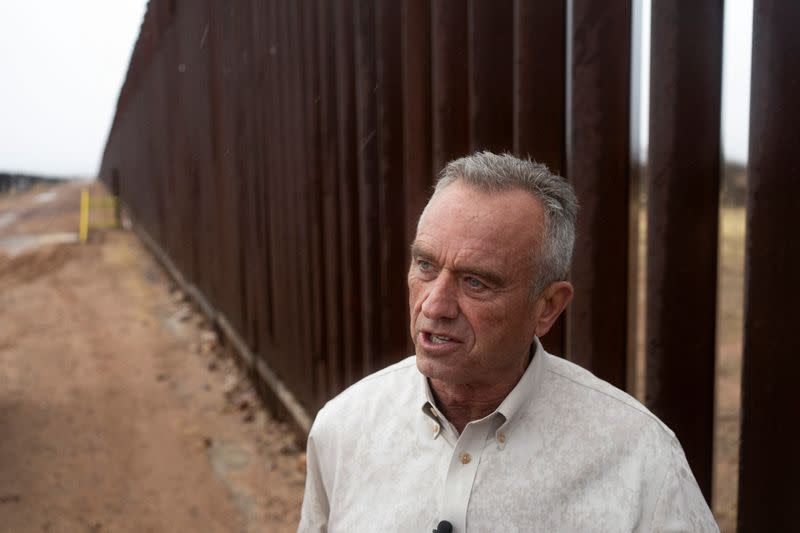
(0, 182), (304, 532)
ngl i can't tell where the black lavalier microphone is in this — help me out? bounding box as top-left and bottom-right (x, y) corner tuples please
(433, 520), (453, 533)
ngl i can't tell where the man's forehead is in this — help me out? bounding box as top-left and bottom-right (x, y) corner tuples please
(418, 181), (544, 244)
(414, 211), (539, 282)
(411, 235), (499, 259)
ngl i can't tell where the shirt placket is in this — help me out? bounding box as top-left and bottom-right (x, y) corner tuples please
(439, 419), (494, 532)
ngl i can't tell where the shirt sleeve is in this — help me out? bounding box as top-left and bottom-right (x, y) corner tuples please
(297, 424), (330, 533)
(648, 440), (720, 533)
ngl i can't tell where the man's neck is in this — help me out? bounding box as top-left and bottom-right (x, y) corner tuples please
(429, 358), (530, 434)
(428, 384), (511, 434)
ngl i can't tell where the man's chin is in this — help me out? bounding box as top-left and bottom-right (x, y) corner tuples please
(415, 352), (461, 382)
(415, 351), (437, 376)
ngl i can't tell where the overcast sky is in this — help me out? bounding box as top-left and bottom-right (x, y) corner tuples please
(0, 1), (751, 178)
(0, 0), (148, 177)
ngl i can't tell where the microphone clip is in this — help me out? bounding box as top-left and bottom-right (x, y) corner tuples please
(433, 520), (453, 533)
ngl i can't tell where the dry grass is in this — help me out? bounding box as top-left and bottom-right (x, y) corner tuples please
(713, 206), (745, 532)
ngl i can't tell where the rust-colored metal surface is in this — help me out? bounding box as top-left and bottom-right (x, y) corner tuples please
(354, 0), (381, 378)
(513, 0), (566, 356)
(333, 0), (365, 390)
(738, 1), (800, 529)
(375, 0), (410, 371)
(101, 0), (585, 413)
(316, 0), (344, 403)
(431, 0), (469, 173)
(646, 1), (723, 503)
(401, 0), (433, 285)
(469, 0), (513, 153)
(565, 0), (631, 389)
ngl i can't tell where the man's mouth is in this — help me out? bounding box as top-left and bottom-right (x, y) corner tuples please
(430, 334), (452, 344)
(422, 331), (459, 345)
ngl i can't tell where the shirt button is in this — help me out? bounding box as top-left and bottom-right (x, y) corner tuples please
(432, 423), (440, 435)
(497, 433), (506, 443)
(460, 452), (472, 464)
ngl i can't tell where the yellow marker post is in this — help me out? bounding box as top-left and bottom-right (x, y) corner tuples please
(79, 188), (89, 243)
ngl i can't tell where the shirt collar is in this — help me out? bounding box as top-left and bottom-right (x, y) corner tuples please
(419, 337), (547, 439)
(494, 337), (546, 429)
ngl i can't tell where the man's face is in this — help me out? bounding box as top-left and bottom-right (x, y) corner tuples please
(408, 180), (546, 387)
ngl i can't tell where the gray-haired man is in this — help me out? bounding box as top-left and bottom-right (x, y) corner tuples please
(299, 152), (718, 532)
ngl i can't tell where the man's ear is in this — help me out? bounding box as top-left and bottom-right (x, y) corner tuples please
(532, 281), (574, 337)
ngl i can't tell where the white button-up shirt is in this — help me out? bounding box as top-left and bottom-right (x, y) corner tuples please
(298, 340), (718, 532)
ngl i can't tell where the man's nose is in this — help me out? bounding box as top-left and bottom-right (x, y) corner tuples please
(421, 272), (459, 320)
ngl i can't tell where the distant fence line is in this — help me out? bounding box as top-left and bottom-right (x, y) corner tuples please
(0, 174), (63, 195)
(100, 2), (799, 530)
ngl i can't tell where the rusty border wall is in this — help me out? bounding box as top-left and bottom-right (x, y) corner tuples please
(99, 1), (799, 528)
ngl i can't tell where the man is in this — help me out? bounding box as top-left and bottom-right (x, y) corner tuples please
(299, 152), (718, 532)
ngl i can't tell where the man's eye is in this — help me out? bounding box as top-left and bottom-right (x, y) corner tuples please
(465, 277), (486, 290)
(418, 260), (432, 271)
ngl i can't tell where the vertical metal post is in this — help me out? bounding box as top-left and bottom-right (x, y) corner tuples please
(299, 0), (327, 407)
(79, 188), (90, 243)
(376, 0), (409, 369)
(401, 0), (433, 260)
(432, 0), (469, 172)
(565, 0), (632, 388)
(646, 1), (723, 503)
(513, 0), (566, 355)
(738, 1), (800, 529)
(354, 0), (380, 375)
(334, 0), (364, 386)
(317, 0), (345, 401)
(469, 0), (513, 152)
